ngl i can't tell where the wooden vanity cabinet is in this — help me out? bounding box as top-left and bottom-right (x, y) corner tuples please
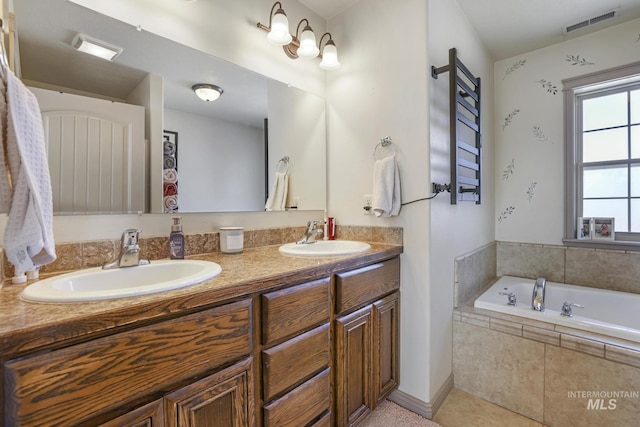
(334, 258), (400, 427)
(4, 299), (254, 427)
(261, 278), (332, 426)
(2, 253), (400, 427)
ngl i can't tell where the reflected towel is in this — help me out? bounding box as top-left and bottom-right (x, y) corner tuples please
(163, 139), (176, 156)
(164, 155), (176, 170)
(265, 172), (289, 211)
(163, 168), (178, 183)
(164, 195), (178, 212)
(164, 182), (178, 197)
(3, 70), (57, 274)
(372, 154), (401, 217)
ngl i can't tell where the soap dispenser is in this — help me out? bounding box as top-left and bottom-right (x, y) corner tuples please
(170, 216), (185, 259)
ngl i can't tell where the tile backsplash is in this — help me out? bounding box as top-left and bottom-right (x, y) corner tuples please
(2, 225), (403, 280)
(455, 240), (640, 307)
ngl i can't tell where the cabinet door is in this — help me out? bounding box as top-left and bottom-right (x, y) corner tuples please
(373, 292), (400, 403)
(164, 357), (254, 427)
(98, 400), (164, 427)
(335, 306), (372, 427)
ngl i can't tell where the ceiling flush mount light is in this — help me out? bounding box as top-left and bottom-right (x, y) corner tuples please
(72, 33), (123, 61)
(192, 84), (223, 102)
(257, 2), (340, 70)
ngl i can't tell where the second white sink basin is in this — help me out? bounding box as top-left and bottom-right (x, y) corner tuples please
(21, 259), (222, 303)
(279, 240), (371, 256)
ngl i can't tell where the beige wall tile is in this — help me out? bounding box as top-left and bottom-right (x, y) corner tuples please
(497, 242), (566, 282)
(490, 318), (523, 336)
(605, 345), (640, 369)
(545, 345), (640, 427)
(523, 325), (560, 346)
(453, 321), (545, 422)
(561, 334), (605, 358)
(460, 311), (490, 328)
(566, 248), (640, 294)
(455, 242), (497, 307)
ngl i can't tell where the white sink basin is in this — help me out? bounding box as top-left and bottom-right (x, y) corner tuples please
(21, 260), (222, 303)
(279, 240), (371, 256)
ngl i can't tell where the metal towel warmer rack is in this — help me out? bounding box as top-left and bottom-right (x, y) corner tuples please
(432, 47), (482, 205)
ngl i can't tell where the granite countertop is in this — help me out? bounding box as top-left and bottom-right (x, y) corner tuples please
(0, 243), (402, 356)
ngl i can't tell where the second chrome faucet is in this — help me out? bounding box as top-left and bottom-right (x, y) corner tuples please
(531, 277), (546, 311)
(103, 229), (150, 269)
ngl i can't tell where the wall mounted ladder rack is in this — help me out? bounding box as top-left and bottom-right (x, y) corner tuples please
(432, 47), (482, 204)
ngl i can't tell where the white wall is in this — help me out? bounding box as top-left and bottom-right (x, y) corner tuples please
(327, 0), (495, 405)
(327, 0), (432, 404)
(495, 17), (640, 245)
(164, 109), (264, 212)
(427, 0), (495, 397)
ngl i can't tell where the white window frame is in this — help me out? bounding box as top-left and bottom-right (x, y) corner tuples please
(563, 61), (640, 250)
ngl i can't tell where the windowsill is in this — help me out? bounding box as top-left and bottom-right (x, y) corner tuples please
(563, 238), (640, 252)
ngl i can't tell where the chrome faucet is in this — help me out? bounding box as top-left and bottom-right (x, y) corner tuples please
(560, 301), (584, 317)
(103, 229), (150, 269)
(499, 288), (517, 306)
(297, 220), (324, 244)
(531, 277), (546, 311)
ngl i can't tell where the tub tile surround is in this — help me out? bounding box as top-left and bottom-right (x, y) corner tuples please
(453, 241), (496, 308)
(497, 242), (640, 295)
(454, 240), (640, 426)
(1, 225), (402, 281)
(453, 308), (640, 426)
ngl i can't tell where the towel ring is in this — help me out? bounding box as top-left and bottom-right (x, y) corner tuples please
(276, 156), (290, 173)
(373, 136), (395, 160)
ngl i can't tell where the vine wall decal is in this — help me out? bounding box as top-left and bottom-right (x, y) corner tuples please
(502, 59), (527, 79)
(502, 108), (520, 130)
(502, 159), (515, 180)
(532, 126), (553, 143)
(566, 54), (595, 66)
(526, 182), (538, 202)
(498, 206), (516, 223)
(534, 79), (558, 95)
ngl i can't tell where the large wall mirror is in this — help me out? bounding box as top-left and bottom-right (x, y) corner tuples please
(15, 0), (326, 215)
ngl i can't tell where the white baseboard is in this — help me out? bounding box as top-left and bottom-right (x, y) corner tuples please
(388, 374), (454, 419)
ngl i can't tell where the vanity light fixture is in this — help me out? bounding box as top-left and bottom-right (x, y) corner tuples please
(72, 33), (123, 61)
(257, 2), (340, 70)
(192, 84), (223, 102)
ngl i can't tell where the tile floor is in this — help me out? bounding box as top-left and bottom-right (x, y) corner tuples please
(433, 388), (545, 427)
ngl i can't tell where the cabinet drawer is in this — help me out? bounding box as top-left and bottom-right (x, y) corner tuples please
(262, 278), (330, 345)
(263, 323), (330, 401)
(335, 257), (400, 314)
(263, 368), (331, 427)
(4, 299), (253, 427)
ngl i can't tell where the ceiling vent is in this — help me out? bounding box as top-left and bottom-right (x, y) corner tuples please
(563, 9), (618, 34)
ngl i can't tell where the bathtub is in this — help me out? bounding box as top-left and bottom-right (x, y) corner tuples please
(474, 276), (640, 344)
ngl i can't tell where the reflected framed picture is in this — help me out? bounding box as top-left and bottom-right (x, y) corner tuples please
(592, 217), (615, 240)
(577, 217), (592, 240)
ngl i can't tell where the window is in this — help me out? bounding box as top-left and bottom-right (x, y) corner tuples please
(564, 62), (640, 246)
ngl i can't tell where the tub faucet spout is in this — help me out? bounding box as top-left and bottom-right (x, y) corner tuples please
(531, 277), (546, 311)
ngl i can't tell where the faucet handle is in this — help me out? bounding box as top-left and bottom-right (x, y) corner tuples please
(499, 288), (517, 306)
(560, 301), (584, 317)
(122, 229), (141, 246)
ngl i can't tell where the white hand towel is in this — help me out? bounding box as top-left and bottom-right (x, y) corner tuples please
(3, 70), (57, 274)
(372, 154), (401, 217)
(265, 171), (289, 211)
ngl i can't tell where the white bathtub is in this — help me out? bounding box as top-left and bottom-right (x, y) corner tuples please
(474, 276), (640, 344)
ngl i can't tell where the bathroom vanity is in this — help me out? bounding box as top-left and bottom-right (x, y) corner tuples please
(0, 243), (401, 427)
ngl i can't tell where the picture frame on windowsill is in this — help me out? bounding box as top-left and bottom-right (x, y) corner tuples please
(577, 217), (592, 240)
(592, 217), (615, 241)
